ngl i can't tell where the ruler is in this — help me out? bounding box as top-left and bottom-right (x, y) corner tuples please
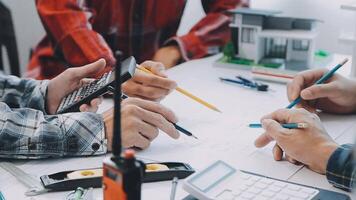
(0, 162), (49, 196)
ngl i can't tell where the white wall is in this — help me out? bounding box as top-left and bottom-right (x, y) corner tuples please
(251, 0), (356, 55)
(1, 0), (355, 76)
(1, 0), (45, 76)
(179, 0), (356, 56)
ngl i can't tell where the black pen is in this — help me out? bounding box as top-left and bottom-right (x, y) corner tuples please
(108, 86), (198, 139)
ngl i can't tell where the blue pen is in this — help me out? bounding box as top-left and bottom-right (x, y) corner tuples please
(249, 123), (309, 129)
(108, 87), (198, 139)
(286, 58), (348, 109)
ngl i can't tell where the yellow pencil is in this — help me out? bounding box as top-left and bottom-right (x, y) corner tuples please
(137, 65), (221, 113)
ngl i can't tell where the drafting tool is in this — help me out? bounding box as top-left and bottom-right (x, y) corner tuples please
(287, 58), (349, 109)
(249, 123), (309, 129)
(170, 177), (179, 200)
(0, 162), (49, 196)
(219, 76), (269, 91)
(111, 91), (198, 139)
(137, 66), (221, 113)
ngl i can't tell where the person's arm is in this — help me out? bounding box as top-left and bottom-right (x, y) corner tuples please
(36, 0), (115, 72)
(0, 102), (106, 159)
(164, 0), (245, 61)
(0, 74), (48, 112)
(326, 144), (356, 192)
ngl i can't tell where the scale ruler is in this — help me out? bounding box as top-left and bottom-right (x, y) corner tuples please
(0, 162), (49, 196)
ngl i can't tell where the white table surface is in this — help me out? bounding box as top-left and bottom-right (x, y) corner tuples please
(1, 54), (355, 200)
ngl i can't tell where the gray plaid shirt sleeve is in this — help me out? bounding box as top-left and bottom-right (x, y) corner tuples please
(0, 75), (107, 159)
(0, 74), (48, 112)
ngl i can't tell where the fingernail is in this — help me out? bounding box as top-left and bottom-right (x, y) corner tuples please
(301, 90), (312, 99)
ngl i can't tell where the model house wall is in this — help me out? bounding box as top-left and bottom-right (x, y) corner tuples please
(229, 8), (319, 70)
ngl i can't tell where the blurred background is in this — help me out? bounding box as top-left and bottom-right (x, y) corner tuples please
(1, 0), (356, 75)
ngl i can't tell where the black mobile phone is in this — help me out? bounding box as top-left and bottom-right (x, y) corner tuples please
(56, 56), (136, 114)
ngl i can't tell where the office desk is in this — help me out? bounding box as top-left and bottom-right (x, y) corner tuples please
(0, 54), (355, 200)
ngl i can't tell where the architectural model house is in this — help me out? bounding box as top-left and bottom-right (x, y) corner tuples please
(229, 8), (320, 71)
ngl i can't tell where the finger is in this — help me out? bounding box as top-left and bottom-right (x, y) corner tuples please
(300, 82), (338, 100)
(254, 133), (274, 148)
(124, 81), (171, 100)
(80, 78), (95, 86)
(137, 122), (159, 141)
(86, 99), (101, 112)
(90, 98), (102, 107)
(132, 70), (177, 90)
(79, 104), (89, 112)
(273, 144), (283, 161)
(123, 98), (178, 123)
(134, 134), (151, 149)
(261, 108), (309, 125)
(261, 119), (291, 140)
(73, 59), (106, 79)
(287, 69), (327, 102)
(285, 154), (298, 164)
(140, 61), (167, 77)
(141, 109), (179, 139)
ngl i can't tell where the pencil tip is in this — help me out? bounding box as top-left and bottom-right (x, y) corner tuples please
(341, 58), (349, 65)
(192, 135), (199, 139)
(215, 109), (222, 113)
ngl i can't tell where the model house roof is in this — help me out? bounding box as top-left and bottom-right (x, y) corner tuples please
(228, 8), (281, 16)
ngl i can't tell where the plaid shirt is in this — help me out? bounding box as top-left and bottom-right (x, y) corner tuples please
(0, 74), (107, 159)
(26, 0), (248, 79)
(326, 144), (356, 192)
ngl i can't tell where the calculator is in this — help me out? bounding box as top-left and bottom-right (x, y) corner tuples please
(182, 160), (350, 200)
(56, 56), (136, 114)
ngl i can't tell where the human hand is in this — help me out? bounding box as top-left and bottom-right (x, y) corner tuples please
(287, 69), (356, 114)
(46, 59), (106, 114)
(254, 108), (339, 174)
(153, 45), (182, 69)
(122, 61), (177, 101)
(103, 97), (180, 150)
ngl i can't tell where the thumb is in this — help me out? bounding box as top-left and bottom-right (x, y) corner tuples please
(300, 83), (336, 100)
(74, 59), (106, 79)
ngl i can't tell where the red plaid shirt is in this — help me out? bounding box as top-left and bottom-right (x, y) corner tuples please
(27, 0), (248, 79)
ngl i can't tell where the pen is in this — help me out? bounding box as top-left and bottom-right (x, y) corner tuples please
(249, 123), (309, 129)
(0, 191), (5, 200)
(286, 58), (348, 109)
(170, 177), (178, 200)
(109, 88), (198, 139)
(137, 66), (221, 113)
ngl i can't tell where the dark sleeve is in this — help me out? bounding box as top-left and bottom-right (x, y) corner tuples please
(326, 144), (356, 192)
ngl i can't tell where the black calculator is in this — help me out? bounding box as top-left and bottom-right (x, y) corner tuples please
(56, 56), (136, 114)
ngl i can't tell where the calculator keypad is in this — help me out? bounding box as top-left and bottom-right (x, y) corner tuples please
(57, 71), (113, 113)
(215, 173), (318, 200)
